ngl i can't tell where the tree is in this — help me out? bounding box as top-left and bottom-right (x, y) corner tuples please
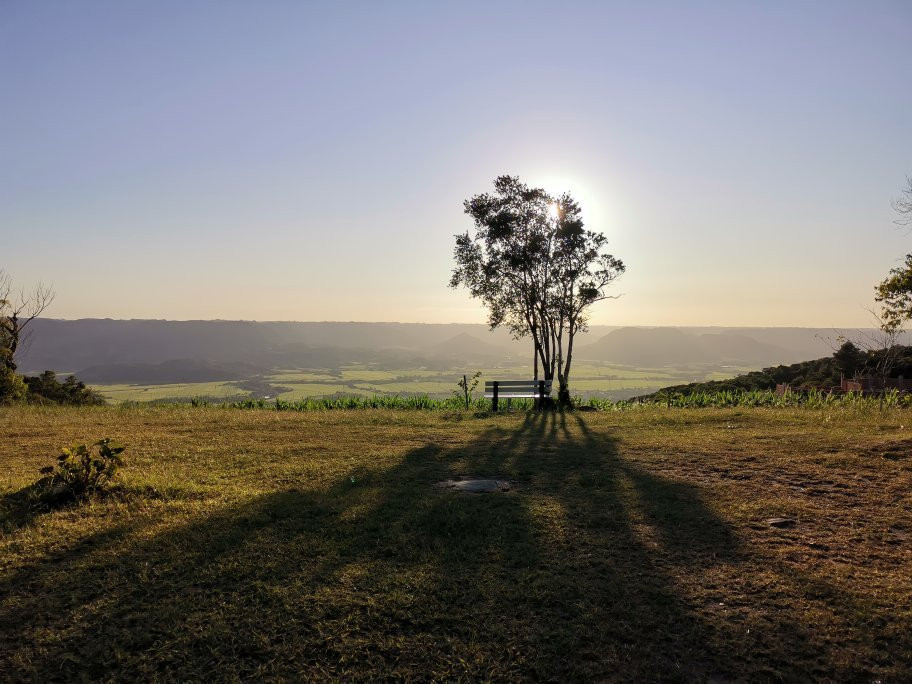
(876, 254), (912, 327)
(855, 308), (905, 409)
(23, 370), (105, 406)
(833, 339), (865, 379)
(451, 176), (625, 405)
(891, 175), (912, 229)
(0, 269), (55, 373)
(875, 177), (912, 327)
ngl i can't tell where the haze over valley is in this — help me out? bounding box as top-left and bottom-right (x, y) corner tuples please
(19, 319), (852, 402)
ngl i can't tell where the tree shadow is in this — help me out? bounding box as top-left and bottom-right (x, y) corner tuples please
(0, 477), (83, 533)
(0, 481), (51, 532)
(0, 413), (900, 679)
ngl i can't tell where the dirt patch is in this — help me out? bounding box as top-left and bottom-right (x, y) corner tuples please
(864, 439), (912, 460)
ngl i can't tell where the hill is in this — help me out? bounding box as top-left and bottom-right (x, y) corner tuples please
(16, 319), (857, 379)
(697, 332), (789, 364)
(637, 345), (912, 398)
(76, 359), (267, 385)
(576, 327), (708, 365)
(432, 333), (512, 363)
(576, 327), (791, 366)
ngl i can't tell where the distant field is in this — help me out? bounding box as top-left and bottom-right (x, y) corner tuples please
(91, 362), (757, 404)
(1, 405), (910, 679)
(275, 383), (374, 400)
(91, 381), (248, 402)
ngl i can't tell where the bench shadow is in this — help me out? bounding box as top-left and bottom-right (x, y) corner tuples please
(0, 412), (894, 679)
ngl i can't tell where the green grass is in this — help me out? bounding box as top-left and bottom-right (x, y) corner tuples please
(274, 383), (375, 399)
(92, 381), (248, 402)
(1, 405), (911, 680)
(269, 370), (341, 382)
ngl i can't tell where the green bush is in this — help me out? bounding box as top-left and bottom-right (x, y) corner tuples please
(41, 438), (126, 499)
(0, 366), (28, 404)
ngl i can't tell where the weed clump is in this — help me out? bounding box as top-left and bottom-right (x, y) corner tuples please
(39, 438), (126, 501)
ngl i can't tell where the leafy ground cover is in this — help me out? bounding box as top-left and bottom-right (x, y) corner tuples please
(1, 406), (910, 680)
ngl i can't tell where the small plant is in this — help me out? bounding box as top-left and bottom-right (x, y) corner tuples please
(40, 438), (126, 499)
(453, 371), (482, 409)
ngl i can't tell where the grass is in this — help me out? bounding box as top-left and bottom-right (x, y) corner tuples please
(91, 381), (248, 403)
(1, 405), (910, 680)
(274, 383), (375, 400)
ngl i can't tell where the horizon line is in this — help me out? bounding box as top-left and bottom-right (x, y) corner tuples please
(35, 317), (886, 331)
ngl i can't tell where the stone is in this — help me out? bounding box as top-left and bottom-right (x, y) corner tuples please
(435, 477), (514, 493)
(766, 517), (796, 528)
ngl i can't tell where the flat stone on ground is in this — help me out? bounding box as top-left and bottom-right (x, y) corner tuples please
(435, 477), (514, 493)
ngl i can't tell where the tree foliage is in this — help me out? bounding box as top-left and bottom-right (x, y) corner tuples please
(640, 345), (912, 399)
(451, 176), (625, 403)
(876, 178), (912, 327)
(24, 370), (105, 406)
(833, 340), (866, 378)
(876, 253), (912, 327)
(0, 268), (55, 373)
(0, 270), (101, 405)
(0, 366), (28, 405)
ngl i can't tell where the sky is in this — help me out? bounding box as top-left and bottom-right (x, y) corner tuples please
(2, 1), (911, 327)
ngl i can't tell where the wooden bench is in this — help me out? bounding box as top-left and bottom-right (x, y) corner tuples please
(484, 380), (552, 411)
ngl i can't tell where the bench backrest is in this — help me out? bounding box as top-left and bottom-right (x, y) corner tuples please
(484, 380), (552, 398)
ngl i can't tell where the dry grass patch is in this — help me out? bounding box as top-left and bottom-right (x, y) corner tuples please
(1, 405), (910, 680)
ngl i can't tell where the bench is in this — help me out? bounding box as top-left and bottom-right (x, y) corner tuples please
(484, 380), (552, 411)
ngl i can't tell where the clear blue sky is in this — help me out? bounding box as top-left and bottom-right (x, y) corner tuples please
(2, 1), (910, 326)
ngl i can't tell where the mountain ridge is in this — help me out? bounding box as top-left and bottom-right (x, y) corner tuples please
(17, 318), (849, 376)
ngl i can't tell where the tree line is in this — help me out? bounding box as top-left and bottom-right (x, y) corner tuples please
(0, 270), (103, 405)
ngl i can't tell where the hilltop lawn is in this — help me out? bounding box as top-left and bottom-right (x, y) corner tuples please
(1, 406), (911, 680)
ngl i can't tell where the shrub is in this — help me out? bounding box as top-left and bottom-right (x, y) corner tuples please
(0, 366), (28, 404)
(41, 438), (126, 499)
(453, 371), (482, 409)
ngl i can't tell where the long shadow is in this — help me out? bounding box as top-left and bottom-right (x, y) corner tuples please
(1, 412), (900, 680)
(0, 481), (52, 533)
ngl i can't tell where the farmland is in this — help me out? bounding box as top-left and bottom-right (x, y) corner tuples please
(2, 404), (910, 680)
(89, 362), (756, 404)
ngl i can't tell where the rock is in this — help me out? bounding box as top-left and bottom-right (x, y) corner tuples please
(766, 517), (796, 528)
(435, 477), (514, 493)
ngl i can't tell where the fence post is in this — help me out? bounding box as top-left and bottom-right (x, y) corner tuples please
(492, 381), (499, 412)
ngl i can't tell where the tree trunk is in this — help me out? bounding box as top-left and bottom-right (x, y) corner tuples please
(556, 322), (577, 407)
(1, 314), (19, 372)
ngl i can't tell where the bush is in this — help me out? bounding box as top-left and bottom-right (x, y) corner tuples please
(41, 438), (126, 499)
(0, 366), (28, 404)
